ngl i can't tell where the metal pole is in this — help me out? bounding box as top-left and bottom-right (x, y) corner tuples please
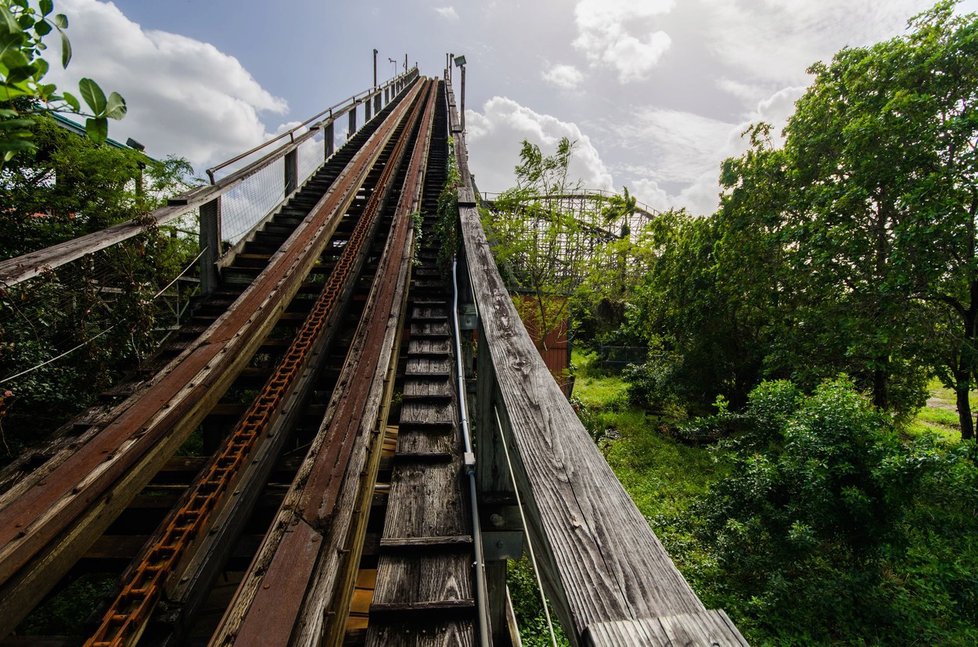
(404, 53), (407, 73)
(324, 121), (334, 158)
(453, 258), (492, 647)
(460, 65), (466, 133)
(373, 48), (378, 88)
(199, 197), (221, 295)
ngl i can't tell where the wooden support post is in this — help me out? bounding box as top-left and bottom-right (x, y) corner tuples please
(324, 121), (334, 159)
(199, 197), (221, 295)
(365, 95), (372, 122)
(284, 147), (298, 195)
(348, 103), (357, 139)
(473, 323), (513, 644)
(374, 92), (381, 114)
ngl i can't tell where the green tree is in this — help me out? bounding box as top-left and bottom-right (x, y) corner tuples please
(486, 138), (584, 345)
(699, 2), (978, 429)
(0, 116), (195, 458)
(1, 0), (125, 163)
(624, 209), (765, 412)
(697, 378), (978, 643)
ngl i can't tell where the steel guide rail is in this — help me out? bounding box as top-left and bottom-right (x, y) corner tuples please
(0, 79), (426, 637)
(210, 79), (439, 647)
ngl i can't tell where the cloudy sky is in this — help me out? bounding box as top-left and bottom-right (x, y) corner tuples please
(46, 0), (978, 215)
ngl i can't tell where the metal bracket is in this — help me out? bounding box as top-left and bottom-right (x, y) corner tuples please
(483, 531), (523, 561)
(460, 303), (478, 331)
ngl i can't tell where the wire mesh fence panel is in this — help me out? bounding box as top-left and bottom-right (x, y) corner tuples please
(220, 158), (286, 249)
(0, 225), (202, 456)
(297, 129), (325, 187)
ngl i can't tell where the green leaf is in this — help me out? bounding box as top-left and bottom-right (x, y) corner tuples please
(35, 20), (51, 37)
(40, 0), (54, 16)
(53, 13), (67, 29)
(34, 57), (48, 78)
(85, 116), (107, 144)
(62, 90), (80, 111)
(0, 118), (33, 129)
(58, 29), (70, 67)
(104, 91), (126, 120)
(0, 7), (21, 34)
(0, 45), (30, 71)
(5, 64), (34, 84)
(78, 77), (106, 115)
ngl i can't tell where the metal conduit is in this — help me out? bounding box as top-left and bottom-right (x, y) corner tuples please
(452, 256), (491, 647)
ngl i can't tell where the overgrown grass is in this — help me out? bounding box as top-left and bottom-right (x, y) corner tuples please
(571, 350), (627, 409)
(906, 377), (972, 442)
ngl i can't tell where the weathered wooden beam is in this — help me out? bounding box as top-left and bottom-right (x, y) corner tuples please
(449, 81), (747, 645)
(198, 197), (221, 295)
(583, 611), (747, 647)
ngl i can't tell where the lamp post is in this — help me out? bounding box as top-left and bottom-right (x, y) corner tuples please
(454, 55), (467, 133)
(373, 48), (378, 88)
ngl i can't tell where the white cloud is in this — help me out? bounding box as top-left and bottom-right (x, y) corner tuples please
(434, 6), (459, 21)
(701, 0), (937, 84)
(465, 96), (614, 194)
(47, 0), (287, 170)
(542, 64), (584, 90)
(573, 0), (675, 83)
(615, 83), (806, 215)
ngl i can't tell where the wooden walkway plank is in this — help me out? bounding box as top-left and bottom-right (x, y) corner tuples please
(384, 463), (467, 538)
(584, 610), (748, 646)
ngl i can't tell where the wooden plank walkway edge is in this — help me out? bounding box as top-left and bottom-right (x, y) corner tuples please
(447, 78), (748, 646)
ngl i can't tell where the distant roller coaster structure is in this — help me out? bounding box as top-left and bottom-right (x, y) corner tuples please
(480, 189), (661, 286)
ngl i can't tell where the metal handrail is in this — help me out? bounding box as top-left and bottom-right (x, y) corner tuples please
(0, 68), (420, 287)
(206, 68), (417, 179)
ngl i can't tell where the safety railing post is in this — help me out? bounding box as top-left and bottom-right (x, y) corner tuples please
(365, 95), (372, 122)
(199, 197), (221, 295)
(348, 102), (357, 139)
(324, 121), (334, 159)
(284, 148), (298, 195)
(374, 92), (381, 114)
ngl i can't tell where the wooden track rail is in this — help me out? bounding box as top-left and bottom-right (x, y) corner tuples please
(0, 79), (425, 636)
(211, 78), (441, 647)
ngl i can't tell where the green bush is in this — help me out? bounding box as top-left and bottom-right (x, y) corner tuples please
(695, 376), (978, 644)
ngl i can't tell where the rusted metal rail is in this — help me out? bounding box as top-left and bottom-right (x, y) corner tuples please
(210, 78), (439, 647)
(81, 80), (433, 647)
(0, 78), (426, 636)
